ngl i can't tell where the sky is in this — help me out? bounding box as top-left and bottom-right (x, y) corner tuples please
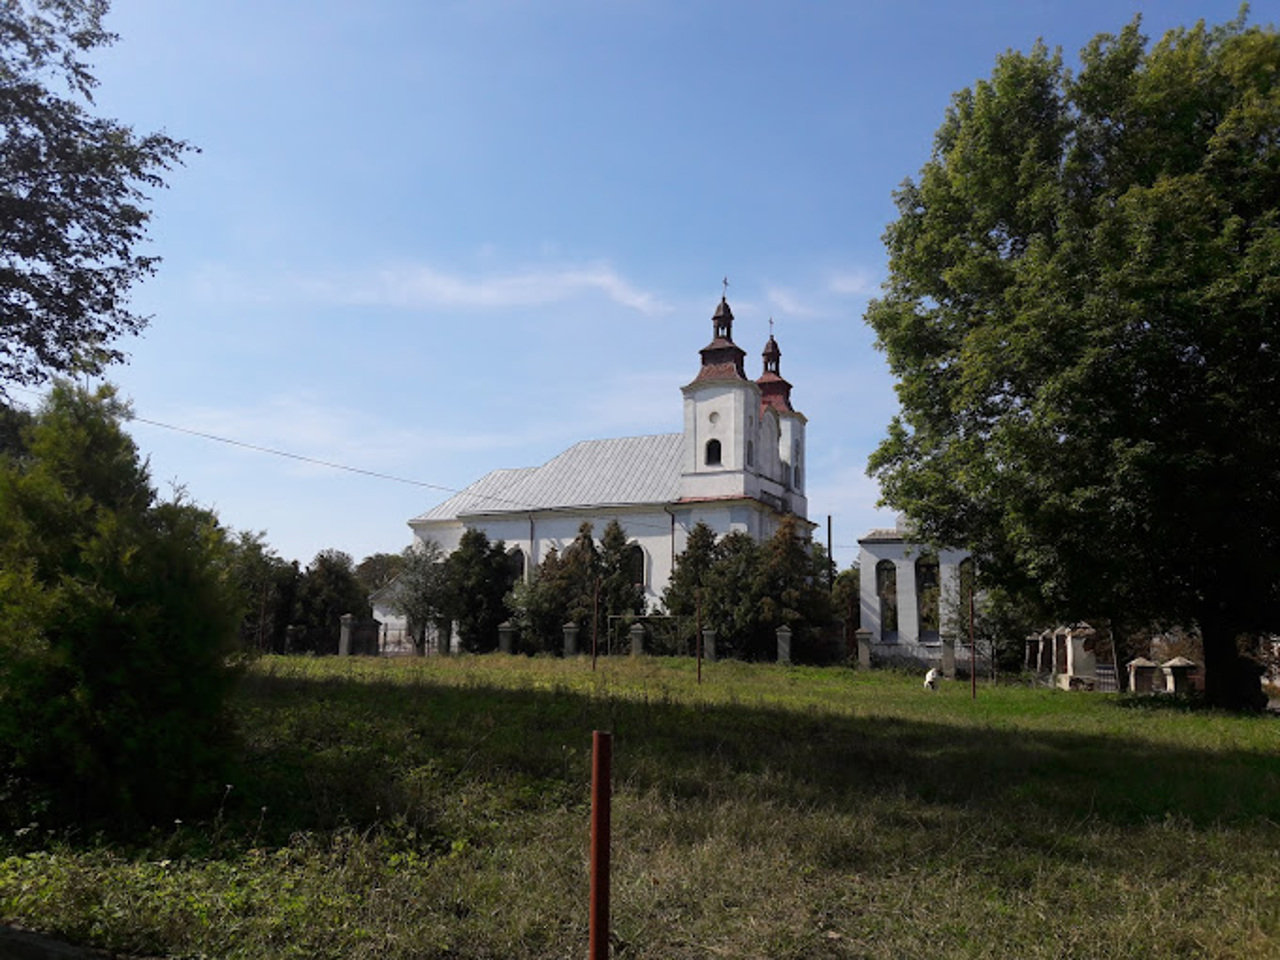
(31, 0), (1259, 571)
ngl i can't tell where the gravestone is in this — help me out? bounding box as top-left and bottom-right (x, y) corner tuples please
(563, 622), (579, 657)
(498, 620), (515, 655)
(629, 622), (645, 656)
(702, 627), (717, 662)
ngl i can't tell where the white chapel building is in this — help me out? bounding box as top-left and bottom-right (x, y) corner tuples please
(391, 296), (812, 619)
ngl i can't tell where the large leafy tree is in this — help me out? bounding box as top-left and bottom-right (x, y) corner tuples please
(866, 12), (1280, 708)
(0, 1), (190, 392)
(0, 384), (240, 826)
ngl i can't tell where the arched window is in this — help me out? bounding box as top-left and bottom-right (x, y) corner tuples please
(746, 440), (754, 467)
(507, 548), (526, 583)
(876, 560), (898, 637)
(916, 555), (940, 640)
(705, 439), (722, 466)
(626, 544), (645, 587)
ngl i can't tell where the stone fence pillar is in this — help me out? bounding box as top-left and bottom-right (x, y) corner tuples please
(941, 632), (957, 680)
(498, 620), (515, 655)
(854, 628), (872, 670)
(776, 624), (792, 665)
(702, 627), (717, 662)
(563, 622), (579, 657)
(629, 622), (645, 656)
(339, 613), (355, 656)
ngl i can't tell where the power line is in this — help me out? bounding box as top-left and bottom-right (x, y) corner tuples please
(10, 384), (851, 540)
(128, 415), (458, 493)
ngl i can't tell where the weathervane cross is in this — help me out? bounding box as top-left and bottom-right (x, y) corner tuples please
(769, 316), (774, 336)
(722, 276), (729, 298)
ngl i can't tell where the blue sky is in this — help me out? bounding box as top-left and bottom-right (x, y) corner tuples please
(51, 0), (1257, 571)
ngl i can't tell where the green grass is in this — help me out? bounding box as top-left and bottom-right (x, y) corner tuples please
(4, 655), (1280, 958)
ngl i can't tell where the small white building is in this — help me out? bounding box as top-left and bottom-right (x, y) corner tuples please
(377, 297), (814, 636)
(858, 521), (972, 662)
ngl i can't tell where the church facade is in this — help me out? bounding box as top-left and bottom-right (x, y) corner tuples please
(396, 296), (812, 616)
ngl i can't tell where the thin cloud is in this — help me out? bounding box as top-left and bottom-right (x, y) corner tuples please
(180, 260), (670, 316)
(765, 286), (823, 319)
(316, 263), (670, 315)
(828, 268), (880, 298)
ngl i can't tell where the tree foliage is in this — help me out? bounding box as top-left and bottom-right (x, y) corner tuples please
(661, 518), (834, 661)
(293, 549), (368, 654)
(0, 1), (191, 391)
(388, 539), (447, 655)
(866, 11), (1280, 709)
(598, 519), (645, 622)
(443, 528), (516, 653)
(226, 530), (298, 653)
(354, 551), (405, 596)
(0, 384), (240, 826)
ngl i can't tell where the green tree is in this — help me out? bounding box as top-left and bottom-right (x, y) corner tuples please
(662, 521), (718, 620)
(294, 549), (369, 654)
(0, 384), (240, 826)
(701, 532), (767, 658)
(355, 551), (406, 596)
(227, 530), (299, 653)
(508, 545), (570, 653)
(389, 539), (447, 655)
(0, 1), (191, 392)
(753, 516), (834, 661)
(599, 519), (644, 622)
(866, 12), (1280, 709)
(442, 529), (516, 653)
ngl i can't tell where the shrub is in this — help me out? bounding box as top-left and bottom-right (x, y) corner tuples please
(0, 385), (241, 828)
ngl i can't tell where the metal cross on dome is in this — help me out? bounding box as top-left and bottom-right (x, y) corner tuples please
(722, 276), (729, 298)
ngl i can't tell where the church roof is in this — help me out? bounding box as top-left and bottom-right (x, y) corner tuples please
(412, 433), (683, 523)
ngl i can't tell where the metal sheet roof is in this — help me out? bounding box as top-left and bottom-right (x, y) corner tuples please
(412, 434), (683, 523)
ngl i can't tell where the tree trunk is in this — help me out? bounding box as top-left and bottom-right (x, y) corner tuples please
(1200, 613), (1267, 712)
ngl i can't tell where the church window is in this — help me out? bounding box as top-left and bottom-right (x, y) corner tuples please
(705, 439), (722, 466)
(626, 544), (645, 587)
(916, 555), (940, 641)
(876, 560), (898, 636)
(746, 440), (754, 467)
(508, 548), (526, 583)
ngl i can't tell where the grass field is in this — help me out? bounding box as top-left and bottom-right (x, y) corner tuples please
(3, 654), (1280, 958)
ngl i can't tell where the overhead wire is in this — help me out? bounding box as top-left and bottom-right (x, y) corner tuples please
(7, 384), (861, 545)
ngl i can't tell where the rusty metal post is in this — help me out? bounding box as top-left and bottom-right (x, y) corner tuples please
(696, 593), (703, 685)
(970, 588), (977, 700)
(589, 730), (612, 960)
(592, 578), (600, 671)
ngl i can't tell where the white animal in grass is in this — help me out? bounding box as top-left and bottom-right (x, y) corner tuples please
(923, 667), (940, 691)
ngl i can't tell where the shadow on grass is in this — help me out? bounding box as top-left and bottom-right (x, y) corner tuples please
(224, 666), (1280, 848)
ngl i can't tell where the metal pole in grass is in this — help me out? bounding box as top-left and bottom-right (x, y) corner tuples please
(696, 592), (703, 685)
(969, 586), (977, 700)
(592, 577), (600, 671)
(589, 730), (612, 960)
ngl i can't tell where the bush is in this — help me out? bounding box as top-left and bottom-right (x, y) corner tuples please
(0, 385), (241, 828)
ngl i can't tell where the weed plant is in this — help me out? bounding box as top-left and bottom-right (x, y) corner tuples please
(2, 655), (1279, 958)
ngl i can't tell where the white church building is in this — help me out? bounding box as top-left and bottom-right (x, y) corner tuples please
(382, 296), (813, 627)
